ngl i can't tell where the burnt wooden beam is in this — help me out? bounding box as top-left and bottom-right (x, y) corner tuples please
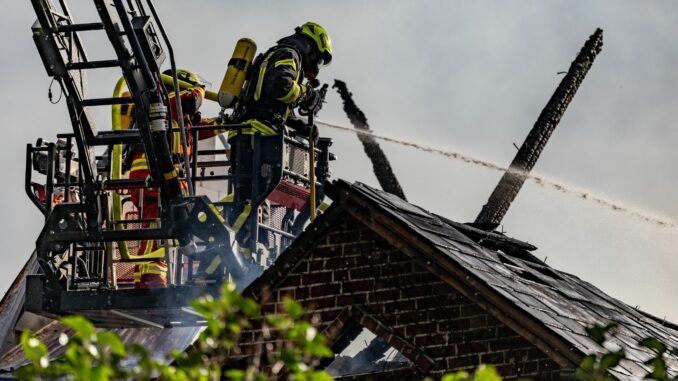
(333, 80), (407, 201)
(475, 28), (604, 228)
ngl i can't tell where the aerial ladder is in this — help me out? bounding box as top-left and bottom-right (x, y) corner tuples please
(24, 0), (333, 327)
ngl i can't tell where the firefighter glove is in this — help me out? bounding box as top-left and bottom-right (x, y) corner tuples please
(309, 124), (320, 144)
(303, 86), (322, 114)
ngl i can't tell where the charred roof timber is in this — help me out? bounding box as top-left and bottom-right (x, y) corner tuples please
(474, 28), (604, 229)
(333, 80), (407, 201)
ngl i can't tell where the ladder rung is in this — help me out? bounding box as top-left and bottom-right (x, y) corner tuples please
(82, 97), (133, 107)
(58, 23), (105, 32)
(196, 161), (230, 168)
(90, 130), (141, 145)
(193, 175), (235, 182)
(51, 11), (69, 21)
(67, 60), (119, 70)
(197, 149), (229, 156)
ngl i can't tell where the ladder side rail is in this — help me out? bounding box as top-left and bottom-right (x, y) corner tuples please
(62, 92), (98, 208)
(110, 0), (186, 208)
(56, 0), (89, 66)
(93, 0), (182, 218)
(146, 0), (194, 195)
(31, 0), (98, 185)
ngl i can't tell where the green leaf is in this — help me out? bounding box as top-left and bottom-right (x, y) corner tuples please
(585, 322), (618, 345)
(225, 368), (245, 381)
(91, 364), (113, 381)
(441, 370), (470, 381)
(646, 357), (667, 379)
(61, 315), (96, 339)
(580, 355), (596, 371)
(308, 370), (334, 381)
(20, 330), (48, 366)
(283, 298), (305, 319)
(240, 298), (261, 319)
(639, 337), (667, 354)
(97, 331), (126, 357)
(599, 350), (625, 370)
(474, 365), (501, 381)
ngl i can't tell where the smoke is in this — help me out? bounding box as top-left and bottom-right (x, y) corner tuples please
(317, 121), (677, 229)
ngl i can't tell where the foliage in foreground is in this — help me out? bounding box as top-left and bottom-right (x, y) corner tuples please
(16, 282), (333, 381)
(15, 284), (676, 381)
(576, 322), (677, 381)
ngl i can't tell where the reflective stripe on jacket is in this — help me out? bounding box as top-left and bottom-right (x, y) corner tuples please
(227, 119), (279, 140)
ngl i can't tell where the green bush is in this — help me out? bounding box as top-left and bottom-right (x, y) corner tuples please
(16, 282), (334, 381)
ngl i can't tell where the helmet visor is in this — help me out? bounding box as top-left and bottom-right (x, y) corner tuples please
(318, 52), (332, 67)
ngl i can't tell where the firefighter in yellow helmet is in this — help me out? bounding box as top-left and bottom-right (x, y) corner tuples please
(231, 21), (332, 138)
(123, 69), (222, 288)
(226, 22), (332, 253)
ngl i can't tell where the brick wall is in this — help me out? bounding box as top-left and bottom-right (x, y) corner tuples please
(243, 214), (563, 380)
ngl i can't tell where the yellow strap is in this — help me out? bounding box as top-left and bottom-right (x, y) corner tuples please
(319, 201), (330, 212)
(143, 239), (154, 255)
(164, 169), (178, 180)
(254, 51), (275, 101)
(248, 119), (277, 135)
(172, 129), (182, 154)
(232, 203), (252, 233)
(112, 77), (130, 260)
(127, 247), (165, 261)
(227, 119), (278, 139)
(204, 256), (222, 275)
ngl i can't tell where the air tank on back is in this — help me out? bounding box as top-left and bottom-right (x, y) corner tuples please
(218, 38), (257, 109)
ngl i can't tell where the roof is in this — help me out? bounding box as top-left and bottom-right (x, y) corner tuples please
(0, 320), (200, 372)
(0, 253), (40, 356)
(247, 180), (678, 380)
(1, 180), (676, 378)
(0, 256), (202, 373)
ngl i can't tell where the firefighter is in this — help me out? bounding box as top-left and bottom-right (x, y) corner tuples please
(124, 69), (218, 288)
(226, 22), (332, 256)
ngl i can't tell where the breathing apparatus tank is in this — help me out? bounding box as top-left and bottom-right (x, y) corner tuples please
(218, 38), (257, 109)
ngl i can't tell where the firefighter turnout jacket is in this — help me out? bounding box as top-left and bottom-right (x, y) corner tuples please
(121, 86), (221, 287)
(231, 45), (310, 139)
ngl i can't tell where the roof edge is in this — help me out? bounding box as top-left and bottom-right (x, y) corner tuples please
(330, 180), (583, 367)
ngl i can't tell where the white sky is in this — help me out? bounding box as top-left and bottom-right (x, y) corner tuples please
(0, 1), (676, 322)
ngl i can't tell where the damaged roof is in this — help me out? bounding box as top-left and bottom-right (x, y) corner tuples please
(0, 258), (202, 373)
(1, 180), (676, 379)
(316, 180), (678, 379)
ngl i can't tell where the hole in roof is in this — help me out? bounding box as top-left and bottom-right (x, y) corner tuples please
(497, 252), (559, 286)
(324, 326), (413, 377)
(524, 262), (563, 281)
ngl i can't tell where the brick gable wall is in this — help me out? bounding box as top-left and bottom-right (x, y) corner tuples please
(242, 214), (563, 380)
